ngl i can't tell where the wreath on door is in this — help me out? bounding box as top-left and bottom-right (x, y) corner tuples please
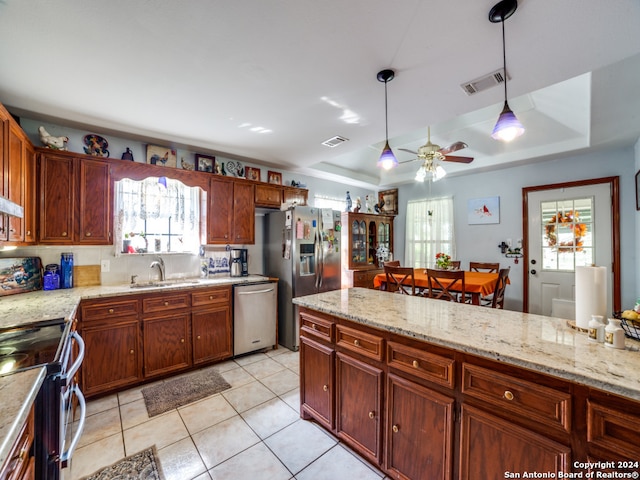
(544, 210), (587, 252)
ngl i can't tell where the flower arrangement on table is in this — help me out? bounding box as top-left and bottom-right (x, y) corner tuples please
(435, 252), (451, 270)
(544, 210), (587, 252)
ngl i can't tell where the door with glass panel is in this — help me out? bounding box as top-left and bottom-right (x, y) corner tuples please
(526, 184), (612, 316)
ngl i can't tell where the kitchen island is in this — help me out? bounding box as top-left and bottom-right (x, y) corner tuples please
(294, 288), (640, 480)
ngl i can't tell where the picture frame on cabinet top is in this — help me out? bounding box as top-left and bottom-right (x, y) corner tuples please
(245, 167), (261, 182)
(267, 171), (282, 185)
(378, 188), (398, 215)
(146, 144), (177, 168)
(195, 154), (215, 173)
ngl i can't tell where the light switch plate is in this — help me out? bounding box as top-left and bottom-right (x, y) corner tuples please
(101, 260), (110, 273)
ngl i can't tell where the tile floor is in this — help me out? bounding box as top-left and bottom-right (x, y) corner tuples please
(68, 347), (389, 480)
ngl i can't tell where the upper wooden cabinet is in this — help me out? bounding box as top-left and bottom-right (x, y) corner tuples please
(254, 183), (308, 208)
(39, 151), (112, 245)
(208, 176), (254, 244)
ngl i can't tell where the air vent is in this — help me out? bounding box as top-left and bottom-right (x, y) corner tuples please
(460, 69), (509, 96)
(321, 135), (349, 148)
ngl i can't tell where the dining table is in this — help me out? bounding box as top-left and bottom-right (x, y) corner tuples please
(373, 269), (504, 305)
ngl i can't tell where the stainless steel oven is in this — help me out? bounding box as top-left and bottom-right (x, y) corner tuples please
(0, 319), (86, 480)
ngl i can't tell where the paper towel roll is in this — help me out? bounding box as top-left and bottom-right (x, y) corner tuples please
(575, 265), (607, 330)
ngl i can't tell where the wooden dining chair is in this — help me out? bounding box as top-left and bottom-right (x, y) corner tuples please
(383, 260), (401, 267)
(469, 262), (500, 273)
(425, 268), (466, 302)
(384, 265), (417, 296)
(481, 268), (510, 308)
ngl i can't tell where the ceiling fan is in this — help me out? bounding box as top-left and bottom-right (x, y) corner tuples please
(399, 127), (473, 182)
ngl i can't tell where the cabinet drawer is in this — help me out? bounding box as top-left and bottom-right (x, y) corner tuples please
(81, 298), (139, 320)
(336, 324), (383, 361)
(255, 184), (282, 207)
(300, 312), (334, 343)
(462, 363), (571, 433)
(587, 400), (640, 458)
(142, 292), (190, 313)
(387, 341), (454, 389)
(192, 287), (230, 308)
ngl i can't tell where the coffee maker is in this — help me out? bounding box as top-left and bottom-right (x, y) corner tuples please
(230, 248), (248, 277)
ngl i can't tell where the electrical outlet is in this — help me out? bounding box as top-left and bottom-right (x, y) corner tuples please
(101, 260), (110, 273)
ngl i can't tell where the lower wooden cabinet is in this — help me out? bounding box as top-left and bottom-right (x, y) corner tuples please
(81, 317), (142, 397)
(143, 313), (191, 378)
(386, 373), (454, 480)
(458, 404), (571, 479)
(0, 404), (34, 480)
(192, 306), (232, 364)
(300, 335), (335, 431)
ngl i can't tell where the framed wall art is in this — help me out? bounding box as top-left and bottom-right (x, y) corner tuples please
(467, 196), (500, 225)
(378, 188), (398, 215)
(245, 167), (261, 182)
(267, 171), (282, 185)
(195, 154), (215, 173)
(146, 145), (177, 168)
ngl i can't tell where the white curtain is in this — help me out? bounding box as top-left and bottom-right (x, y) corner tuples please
(404, 196), (456, 268)
(114, 177), (201, 256)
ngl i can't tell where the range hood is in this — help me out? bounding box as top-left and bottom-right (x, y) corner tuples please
(0, 196), (24, 218)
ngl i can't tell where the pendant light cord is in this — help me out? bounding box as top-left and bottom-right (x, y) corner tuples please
(501, 18), (508, 103)
(384, 80), (389, 141)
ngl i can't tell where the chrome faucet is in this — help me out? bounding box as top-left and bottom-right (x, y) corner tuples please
(149, 257), (165, 282)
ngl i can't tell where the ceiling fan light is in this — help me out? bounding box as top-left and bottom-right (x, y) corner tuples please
(377, 141), (399, 170)
(491, 101), (524, 142)
(415, 167), (427, 182)
(433, 165), (447, 181)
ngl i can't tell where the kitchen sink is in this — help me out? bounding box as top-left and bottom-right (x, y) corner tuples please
(129, 279), (202, 289)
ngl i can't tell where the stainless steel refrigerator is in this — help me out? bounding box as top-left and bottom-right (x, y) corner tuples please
(264, 207), (342, 350)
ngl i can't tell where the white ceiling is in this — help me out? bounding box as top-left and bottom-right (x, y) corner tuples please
(1, 1), (639, 189)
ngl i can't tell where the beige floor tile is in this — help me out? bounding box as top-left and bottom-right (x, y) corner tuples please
(84, 394), (119, 419)
(208, 442), (291, 480)
(219, 366), (255, 388)
(264, 419), (337, 475)
(123, 410), (189, 454)
(193, 472), (212, 480)
(69, 432), (124, 480)
(179, 394), (237, 434)
(280, 388), (300, 413)
(192, 416), (260, 469)
(156, 437), (207, 480)
(265, 346), (287, 357)
(117, 385), (144, 405)
(272, 350), (300, 371)
(222, 380), (276, 413)
(242, 357), (286, 379)
(260, 368), (299, 396)
(241, 397), (299, 439)
(296, 444), (383, 480)
(75, 406), (122, 449)
(119, 397), (152, 430)
(211, 359), (239, 373)
(233, 352), (268, 366)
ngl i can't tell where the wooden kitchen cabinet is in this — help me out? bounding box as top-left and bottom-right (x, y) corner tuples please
(191, 286), (232, 364)
(6, 122), (25, 242)
(39, 151), (112, 245)
(208, 176), (255, 244)
(282, 186), (307, 206)
(22, 142), (36, 244)
(300, 335), (335, 431)
(254, 183), (282, 208)
(0, 404), (34, 480)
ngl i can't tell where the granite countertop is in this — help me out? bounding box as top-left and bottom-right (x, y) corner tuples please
(0, 274), (272, 330)
(293, 288), (640, 402)
(0, 367), (46, 469)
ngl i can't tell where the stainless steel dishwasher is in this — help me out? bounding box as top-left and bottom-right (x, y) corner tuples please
(233, 282), (278, 356)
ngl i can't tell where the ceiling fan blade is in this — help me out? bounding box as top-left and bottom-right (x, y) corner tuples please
(398, 147), (418, 155)
(399, 157), (419, 165)
(443, 155), (474, 164)
(438, 141), (468, 155)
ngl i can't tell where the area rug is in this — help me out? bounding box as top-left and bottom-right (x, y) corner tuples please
(141, 367), (232, 417)
(80, 446), (164, 480)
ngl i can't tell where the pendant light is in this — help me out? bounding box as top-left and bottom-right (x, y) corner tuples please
(489, 0), (524, 142)
(376, 69), (398, 170)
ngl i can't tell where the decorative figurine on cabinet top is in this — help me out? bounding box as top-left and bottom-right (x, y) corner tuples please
(121, 147), (134, 161)
(38, 126), (69, 150)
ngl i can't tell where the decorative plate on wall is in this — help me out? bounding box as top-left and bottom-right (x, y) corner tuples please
(83, 134), (110, 157)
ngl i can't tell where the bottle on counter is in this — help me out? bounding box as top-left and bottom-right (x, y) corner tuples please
(588, 315), (605, 343)
(604, 317), (625, 349)
(43, 264), (60, 290)
(60, 253), (74, 289)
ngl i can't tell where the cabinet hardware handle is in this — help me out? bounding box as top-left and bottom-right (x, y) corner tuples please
(9, 228), (15, 233)
(62, 231), (67, 236)
(181, 338), (185, 343)
(108, 308), (114, 314)
(323, 384), (328, 392)
(392, 425), (399, 433)
(504, 390), (514, 401)
(354, 339), (360, 347)
(129, 349), (134, 355)
(312, 323), (317, 330)
(26, 230), (31, 235)
(197, 335), (201, 340)
(368, 411), (375, 419)
(209, 295), (214, 300)
(412, 360), (419, 368)
(164, 301), (169, 306)
(85, 232), (92, 237)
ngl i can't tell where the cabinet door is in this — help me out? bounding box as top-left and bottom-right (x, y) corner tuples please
(336, 351), (384, 465)
(254, 184), (282, 208)
(232, 182), (254, 244)
(386, 373), (454, 480)
(143, 313), (191, 377)
(300, 335), (335, 431)
(81, 319), (141, 397)
(459, 404), (570, 479)
(39, 153), (74, 243)
(78, 158), (112, 244)
(22, 141), (36, 243)
(192, 306), (232, 364)
(7, 122), (25, 242)
(208, 177), (233, 243)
